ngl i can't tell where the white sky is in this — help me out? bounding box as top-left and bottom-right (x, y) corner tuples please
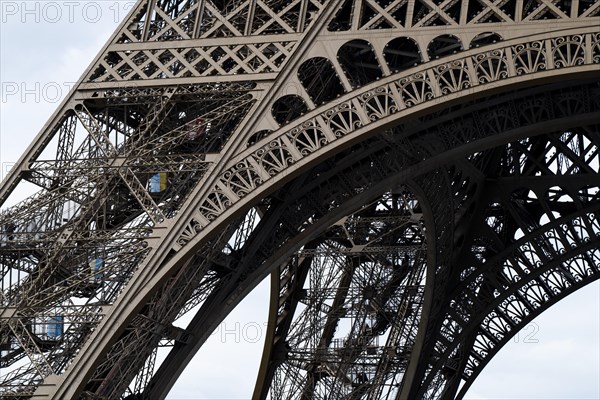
(0, 1), (598, 399)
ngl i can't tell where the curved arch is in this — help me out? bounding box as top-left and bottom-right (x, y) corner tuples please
(39, 27), (600, 399)
(271, 95), (309, 126)
(247, 130), (273, 147)
(251, 182), (439, 399)
(146, 135), (450, 399)
(457, 252), (600, 397)
(142, 83), (599, 399)
(427, 34), (463, 60)
(298, 57), (346, 106)
(197, 30), (598, 230)
(337, 39), (383, 88)
(415, 169), (600, 397)
(458, 278), (599, 398)
(470, 32), (503, 49)
(384, 37), (423, 73)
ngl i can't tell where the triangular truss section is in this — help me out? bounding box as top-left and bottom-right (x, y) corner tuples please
(116, 0), (200, 43)
(466, 0), (515, 24)
(522, 0), (570, 21)
(327, 0), (597, 30)
(1, 0), (599, 398)
(412, 0), (462, 27)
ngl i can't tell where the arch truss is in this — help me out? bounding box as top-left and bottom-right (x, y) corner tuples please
(0, 0), (599, 399)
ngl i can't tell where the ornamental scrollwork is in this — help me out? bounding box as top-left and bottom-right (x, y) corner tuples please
(569, 214), (595, 242)
(588, 212), (600, 233)
(502, 295), (530, 323)
(593, 33), (600, 63)
(435, 60), (471, 94)
(481, 311), (511, 341)
(513, 41), (547, 75)
(498, 261), (522, 288)
(472, 332), (495, 359)
(440, 209), (600, 359)
(517, 97), (551, 124)
(567, 256), (592, 282)
(556, 92), (590, 118)
(560, 222), (583, 248)
(177, 217), (205, 247)
(288, 120), (329, 155)
(521, 280), (550, 309)
(542, 269), (571, 295)
(199, 189), (233, 221)
(546, 232), (567, 255)
(590, 251), (600, 274)
(183, 29), (598, 248)
(570, 249), (600, 278)
(473, 49), (509, 84)
(476, 105), (516, 136)
(518, 243), (544, 271)
(464, 354), (480, 378)
(396, 72), (434, 107)
(324, 102), (362, 137)
(222, 161), (263, 197)
(255, 141), (296, 176)
(552, 35), (586, 68)
(359, 86), (399, 121)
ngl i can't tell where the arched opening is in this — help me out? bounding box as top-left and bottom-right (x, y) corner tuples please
(271, 95), (309, 126)
(337, 39), (383, 87)
(384, 37), (422, 73)
(157, 81), (599, 400)
(465, 282), (599, 398)
(298, 57), (345, 105)
(470, 32), (503, 49)
(427, 34), (462, 60)
(247, 130), (272, 147)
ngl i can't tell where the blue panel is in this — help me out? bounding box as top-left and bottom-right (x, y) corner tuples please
(90, 258), (104, 280)
(46, 316), (63, 338)
(149, 173), (167, 193)
(149, 173), (161, 193)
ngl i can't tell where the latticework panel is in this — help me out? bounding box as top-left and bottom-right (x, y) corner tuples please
(1, 0), (599, 398)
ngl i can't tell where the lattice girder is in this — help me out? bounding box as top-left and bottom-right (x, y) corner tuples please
(245, 85), (600, 399)
(42, 81), (596, 399)
(411, 137), (600, 398)
(1, 0), (599, 398)
(254, 190), (428, 399)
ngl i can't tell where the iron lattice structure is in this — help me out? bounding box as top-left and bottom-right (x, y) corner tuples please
(1, 0), (599, 398)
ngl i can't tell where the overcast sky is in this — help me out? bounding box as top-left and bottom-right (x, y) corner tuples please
(0, 2), (598, 399)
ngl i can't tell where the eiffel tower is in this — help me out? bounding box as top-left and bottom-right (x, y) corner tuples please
(1, 0), (599, 398)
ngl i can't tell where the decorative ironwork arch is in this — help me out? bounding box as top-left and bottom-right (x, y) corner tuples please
(142, 81), (599, 399)
(1, 1), (599, 398)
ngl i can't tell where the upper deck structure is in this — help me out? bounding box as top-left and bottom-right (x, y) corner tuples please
(1, 0), (599, 398)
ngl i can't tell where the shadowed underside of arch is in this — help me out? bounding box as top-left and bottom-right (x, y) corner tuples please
(0, 0), (599, 399)
(142, 80), (600, 400)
